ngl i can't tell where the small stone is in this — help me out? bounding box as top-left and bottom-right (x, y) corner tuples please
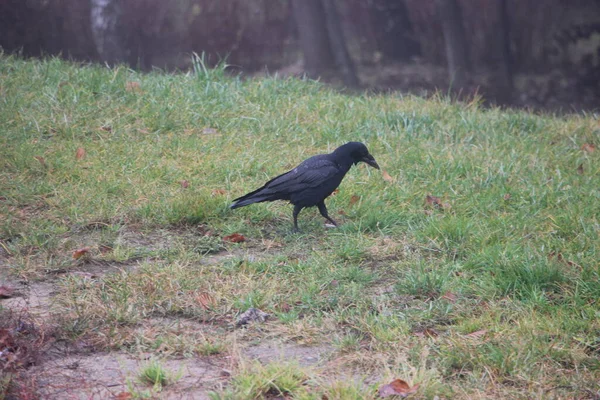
(236, 307), (270, 326)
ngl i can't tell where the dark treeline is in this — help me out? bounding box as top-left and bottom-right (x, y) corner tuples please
(1, 0), (599, 109)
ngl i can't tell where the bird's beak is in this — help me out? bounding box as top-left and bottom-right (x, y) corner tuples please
(362, 155), (380, 170)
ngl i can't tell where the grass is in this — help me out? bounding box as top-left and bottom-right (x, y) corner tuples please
(138, 359), (170, 388)
(1, 53), (599, 398)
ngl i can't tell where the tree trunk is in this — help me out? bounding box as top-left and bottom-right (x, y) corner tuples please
(370, 0), (420, 62)
(291, 0), (336, 79)
(322, 0), (359, 87)
(90, 0), (127, 65)
(496, 0), (513, 103)
(436, 0), (471, 89)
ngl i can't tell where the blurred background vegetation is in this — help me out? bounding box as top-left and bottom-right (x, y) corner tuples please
(1, 0), (599, 111)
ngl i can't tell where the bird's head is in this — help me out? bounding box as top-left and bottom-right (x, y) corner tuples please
(335, 142), (380, 169)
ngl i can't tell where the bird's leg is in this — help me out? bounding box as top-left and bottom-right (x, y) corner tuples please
(292, 205), (302, 232)
(317, 201), (338, 227)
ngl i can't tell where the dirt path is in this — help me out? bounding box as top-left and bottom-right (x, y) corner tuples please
(1, 245), (332, 399)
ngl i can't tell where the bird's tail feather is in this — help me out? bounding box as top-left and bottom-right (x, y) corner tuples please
(229, 192), (271, 209)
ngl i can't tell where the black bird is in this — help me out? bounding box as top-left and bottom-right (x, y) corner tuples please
(230, 142), (380, 231)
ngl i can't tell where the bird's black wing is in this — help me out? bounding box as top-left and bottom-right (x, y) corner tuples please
(265, 156), (340, 192)
(230, 156), (340, 207)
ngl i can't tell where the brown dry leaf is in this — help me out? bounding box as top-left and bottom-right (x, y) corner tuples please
(0, 285), (15, 299)
(548, 251), (564, 262)
(415, 328), (438, 338)
(577, 163), (584, 175)
(349, 195), (361, 206)
(465, 329), (488, 339)
(180, 180), (189, 188)
(100, 125), (112, 132)
(223, 233), (246, 243)
(114, 392), (133, 400)
(75, 147), (86, 160)
(581, 143), (596, 153)
(99, 244), (113, 254)
(378, 379), (419, 398)
(125, 81), (141, 92)
(425, 195), (442, 208)
(212, 189), (226, 196)
(382, 170), (394, 182)
(34, 156), (47, 168)
(279, 303), (291, 313)
(441, 291), (458, 303)
(503, 193), (511, 201)
(72, 247), (91, 260)
(196, 293), (215, 309)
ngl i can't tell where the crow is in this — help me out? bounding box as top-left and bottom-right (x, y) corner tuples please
(230, 142), (380, 231)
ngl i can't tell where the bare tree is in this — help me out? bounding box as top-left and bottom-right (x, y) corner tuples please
(369, 0), (420, 62)
(436, 0), (471, 88)
(90, 0), (127, 65)
(322, 0), (359, 86)
(496, 0), (513, 102)
(291, 0), (336, 78)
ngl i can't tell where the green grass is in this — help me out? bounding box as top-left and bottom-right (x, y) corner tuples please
(1, 53), (599, 398)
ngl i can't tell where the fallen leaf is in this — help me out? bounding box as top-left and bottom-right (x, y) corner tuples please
(577, 163), (584, 175)
(330, 189), (339, 196)
(212, 189), (226, 196)
(549, 251), (579, 268)
(114, 392), (133, 400)
(0, 285), (15, 298)
(279, 303), (291, 313)
(196, 292), (215, 309)
(202, 127), (219, 135)
(180, 180), (189, 188)
(99, 244), (113, 254)
(378, 379), (419, 398)
(100, 125), (112, 132)
(441, 291), (458, 303)
(503, 193), (511, 201)
(223, 233), (246, 243)
(125, 81), (141, 92)
(72, 247), (91, 259)
(582, 143), (596, 153)
(34, 156), (47, 168)
(349, 195), (361, 206)
(382, 170), (394, 182)
(75, 147), (86, 160)
(548, 251), (564, 262)
(425, 195), (441, 207)
(415, 328), (438, 338)
(465, 329), (488, 339)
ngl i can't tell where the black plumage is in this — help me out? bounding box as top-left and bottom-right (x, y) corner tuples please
(230, 142), (380, 231)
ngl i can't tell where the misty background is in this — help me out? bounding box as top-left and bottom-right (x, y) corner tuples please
(1, 0), (599, 112)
